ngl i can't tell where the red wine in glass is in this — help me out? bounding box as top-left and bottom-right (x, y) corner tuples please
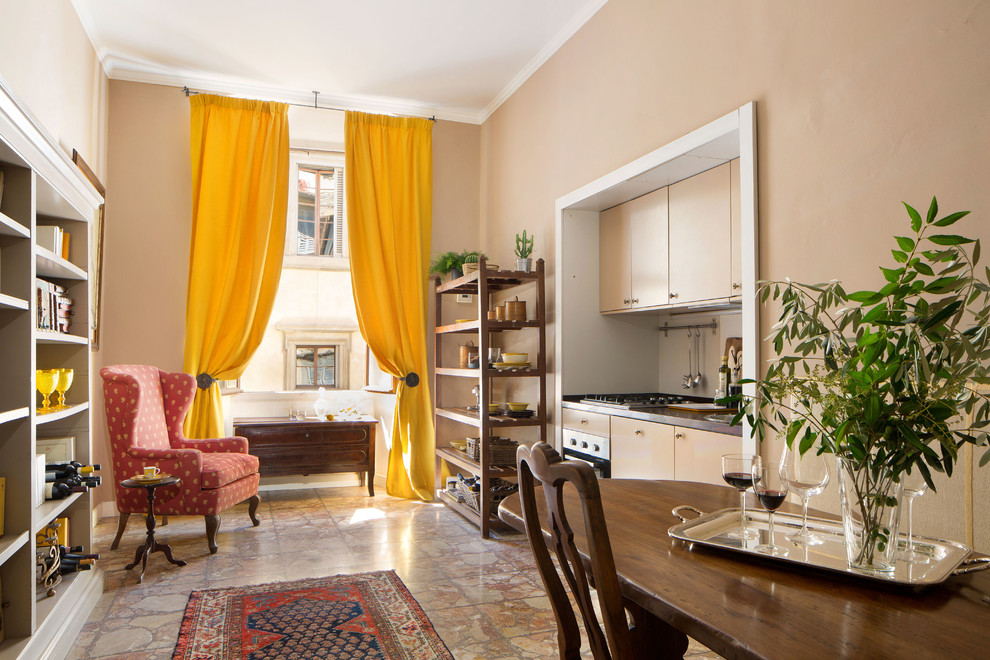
(722, 454), (762, 541)
(752, 464), (789, 557)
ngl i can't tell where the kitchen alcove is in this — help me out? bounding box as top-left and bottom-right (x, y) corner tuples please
(555, 102), (759, 454)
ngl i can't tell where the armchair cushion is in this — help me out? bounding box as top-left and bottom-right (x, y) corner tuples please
(200, 452), (260, 490)
(176, 436), (249, 454)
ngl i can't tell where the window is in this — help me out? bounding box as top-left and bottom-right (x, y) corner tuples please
(295, 345), (337, 388)
(285, 151), (347, 268)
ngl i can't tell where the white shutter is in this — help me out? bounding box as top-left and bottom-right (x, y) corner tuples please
(335, 166), (346, 258)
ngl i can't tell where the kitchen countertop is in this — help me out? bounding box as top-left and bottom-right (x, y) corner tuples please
(562, 399), (742, 436)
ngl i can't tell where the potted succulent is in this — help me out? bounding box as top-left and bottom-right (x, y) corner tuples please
(515, 230), (534, 272)
(738, 198), (990, 573)
(462, 251), (487, 274)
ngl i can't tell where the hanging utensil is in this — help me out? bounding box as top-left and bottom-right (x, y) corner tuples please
(683, 331), (694, 389)
(693, 330), (704, 387)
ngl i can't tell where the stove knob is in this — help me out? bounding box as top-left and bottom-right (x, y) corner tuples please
(581, 441), (589, 450)
(593, 444), (601, 453)
(569, 437), (577, 447)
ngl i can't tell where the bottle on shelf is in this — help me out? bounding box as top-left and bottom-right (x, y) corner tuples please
(715, 356), (730, 403)
(46, 461), (101, 474)
(58, 563), (93, 575)
(44, 482), (88, 500)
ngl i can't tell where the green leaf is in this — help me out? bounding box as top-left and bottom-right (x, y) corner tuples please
(929, 234), (975, 246)
(926, 197), (938, 224)
(891, 250), (908, 263)
(848, 290), (884, 304)
(895, 236), (916, 252)
(932, 210), (969, 227)
(974, 239), (981, 266)
(913, 261), (934, 277)
(904, 202), (922, 233)
(880, 266), (903, 283)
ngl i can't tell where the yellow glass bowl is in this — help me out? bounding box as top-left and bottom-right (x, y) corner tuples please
(507, 402), (529, 412)
(502, 353), (528, 364)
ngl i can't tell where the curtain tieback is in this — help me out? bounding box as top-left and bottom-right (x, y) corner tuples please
(196, 373), (216, 389)
(400, 372), (419, 387)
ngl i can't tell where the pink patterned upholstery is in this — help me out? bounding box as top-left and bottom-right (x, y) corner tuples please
(101, 365), (260, 551)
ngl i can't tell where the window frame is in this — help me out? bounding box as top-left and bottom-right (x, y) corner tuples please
(293, 344), (339, 390)
(281, 325), (354, 391)
(285, 150), (348, 271)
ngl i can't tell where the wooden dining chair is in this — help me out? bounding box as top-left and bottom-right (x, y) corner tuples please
(516, 442), (687, 659)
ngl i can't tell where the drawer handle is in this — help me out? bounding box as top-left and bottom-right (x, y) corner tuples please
(634, 429), (643, 435)
(669, 292), (678, 299)
(732, 282), (741, 290)
(623, 299), (630, 305)
(580, 419), (588, 424)
(674, 432), (684, 440)
(632, 298), (639, 304)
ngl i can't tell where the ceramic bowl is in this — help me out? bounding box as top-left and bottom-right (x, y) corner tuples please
(450, 438), (468, 451)
(507, 401), (529, 412)
(488, 403), (502, 414)
(502, 353), (528, 364)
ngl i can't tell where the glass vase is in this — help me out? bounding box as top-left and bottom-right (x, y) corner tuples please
(836, 455), (902, 573)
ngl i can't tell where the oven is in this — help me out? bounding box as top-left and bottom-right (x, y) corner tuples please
(561, 429), (610, 479)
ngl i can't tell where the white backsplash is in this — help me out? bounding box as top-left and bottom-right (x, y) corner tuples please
(657, 310), (742, 396)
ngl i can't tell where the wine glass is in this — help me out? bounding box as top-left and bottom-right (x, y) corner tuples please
(901, 469), (930, 564)
(55, 368), (73, 410)
(780, 447), (829, 545)
(36, 369), (60, 414)
(752, 464), (790, 557)
(722, 453), (762, 540)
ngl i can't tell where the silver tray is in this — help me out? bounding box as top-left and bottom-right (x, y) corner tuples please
(669, 505), (989, 587)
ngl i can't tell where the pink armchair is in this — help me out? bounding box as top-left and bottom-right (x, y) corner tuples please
(101, 365), (261, 554)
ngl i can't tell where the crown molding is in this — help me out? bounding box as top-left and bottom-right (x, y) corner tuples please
(101, 52), (486, 125)
(481, 0), (607, 123)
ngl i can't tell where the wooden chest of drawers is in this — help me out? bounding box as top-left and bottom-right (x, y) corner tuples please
(233, 417), (376, 496)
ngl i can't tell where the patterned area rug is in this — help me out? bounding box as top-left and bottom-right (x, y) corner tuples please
(172, 571), (454, 659)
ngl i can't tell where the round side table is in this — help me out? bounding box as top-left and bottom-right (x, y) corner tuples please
(120, 475), (187, 583)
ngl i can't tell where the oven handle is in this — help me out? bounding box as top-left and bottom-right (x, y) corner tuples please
(671, 505), (705, 523)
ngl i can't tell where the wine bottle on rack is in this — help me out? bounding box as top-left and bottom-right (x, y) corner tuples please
(715, 356), (730, 403)
(59, 557), (96, 566)
(58, 563), (93, 574)
(44, 482), (87, 500)
(58, 546), (97, 560)
(45, 462), (101, 476)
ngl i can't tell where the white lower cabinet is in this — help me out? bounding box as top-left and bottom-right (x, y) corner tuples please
(610, 416), (675, 480)
(608, 415), (741, 484)
(674, 426), (743, 486)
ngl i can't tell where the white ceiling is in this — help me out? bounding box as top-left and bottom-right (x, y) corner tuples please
(71, 0), (606, 124)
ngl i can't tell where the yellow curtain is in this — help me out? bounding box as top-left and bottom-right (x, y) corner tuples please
(183, 95), (290, 438)
(346, 111), (435, 500)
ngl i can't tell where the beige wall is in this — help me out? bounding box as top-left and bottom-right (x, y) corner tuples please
(0, 0), (106, 175)
(480, 0), (990, 547)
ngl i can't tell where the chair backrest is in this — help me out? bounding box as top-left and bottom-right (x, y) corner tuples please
(516, 442), (633, 660)
(101, 365), (173, 453)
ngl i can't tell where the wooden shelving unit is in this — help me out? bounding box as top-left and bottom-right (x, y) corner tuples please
(433, 257), (547, 538)
(0, 78), (103, 659)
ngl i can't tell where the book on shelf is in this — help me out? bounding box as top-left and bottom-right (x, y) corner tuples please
(35, 277), (72, 333)
(37, 436), (75, 462)
(36, 225), (62, 254)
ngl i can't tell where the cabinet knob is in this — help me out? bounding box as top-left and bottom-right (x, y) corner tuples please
(580, 419), (588, 424)
(632, 298), (639, 304)
(732, 282), (741, 290)
(623, 299), (630, 305)
(634, 429), (643, 435)
(669, 292), (678, 299)
(674, 432), (684, 440)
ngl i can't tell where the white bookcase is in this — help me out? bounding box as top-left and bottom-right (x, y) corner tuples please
(0, 80), (104, 659)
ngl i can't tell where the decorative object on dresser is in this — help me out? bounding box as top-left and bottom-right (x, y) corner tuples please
(233, 417), (377, 496)
(434, 256), (547, 537)
(101, 365), (262, 554)
(514, 230), (534, 271)
(740, 198), (990, 574)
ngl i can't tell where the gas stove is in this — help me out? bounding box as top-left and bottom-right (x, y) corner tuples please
(578, 393), (692, 410)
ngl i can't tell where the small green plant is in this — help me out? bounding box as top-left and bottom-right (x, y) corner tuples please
(430, 251), (465, 276)
(515, 231), (534, 259)
(462, 251), (486, 264)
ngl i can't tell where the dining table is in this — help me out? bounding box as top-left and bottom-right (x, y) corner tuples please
(497, 479), (990, 659)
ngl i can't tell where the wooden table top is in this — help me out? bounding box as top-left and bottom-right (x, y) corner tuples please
(232, 416), (375, 427)
(498, 479), (990, 660)
(120, 475), (180, 489)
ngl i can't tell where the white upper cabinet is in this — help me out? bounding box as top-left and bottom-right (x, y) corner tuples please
(599, 187), (668, 312)
(668, 162), (732, 304)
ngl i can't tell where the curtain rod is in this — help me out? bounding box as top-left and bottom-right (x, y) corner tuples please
(182, 86), (436, 122)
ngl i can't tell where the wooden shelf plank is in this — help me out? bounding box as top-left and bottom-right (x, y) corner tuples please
(0, 292), (29, 310)
(0, 210), (29, 238)
(33, 492), (84, 534)
(436, 319), (540, 334)
(0, 531), (29, 566)
(436, 489), (482, 523)
(35, 330), (88, 345)
(436, 447), (517, 478)
(0, 406), (29, 425)
(437, 407), (543, 428)
(435, 268), (539, 295)
(35, 246), (87, 280)
(36, 402), (89, 425)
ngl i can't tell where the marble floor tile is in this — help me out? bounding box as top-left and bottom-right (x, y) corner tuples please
(70, 486), (722, 659)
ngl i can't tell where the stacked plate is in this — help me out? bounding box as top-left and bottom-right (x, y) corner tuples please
(505, 410), (536, 418)
(493, 361), (531, 371)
